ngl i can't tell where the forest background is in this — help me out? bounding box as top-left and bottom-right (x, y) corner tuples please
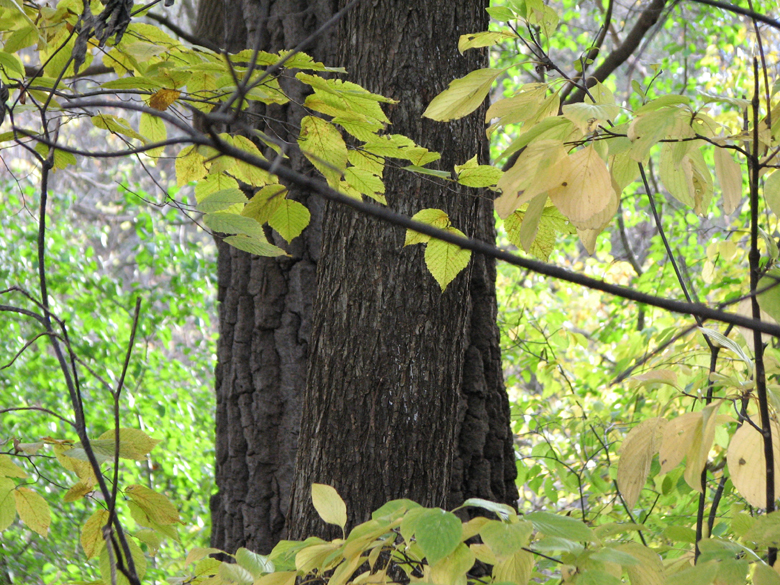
(1, 0), (780, 584)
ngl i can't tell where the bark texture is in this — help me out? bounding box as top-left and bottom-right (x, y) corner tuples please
(287, 0), (517, 540)
(198, 0), (339, 555)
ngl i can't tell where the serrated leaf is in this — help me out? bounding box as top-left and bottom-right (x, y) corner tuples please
(99, 535), (146, 585)
(95, 428), (161, 460)
(0, 478), (16, 531)
(423, 68), (504, 122)
(91, 114), (146, 143)
(425, 228), (471, 291)
(176, 145), (208, 186)
(414, 508), (462, 566)
(269, 199), (310, 243)
(454, 155), (503, 187)
(727, 419), (780, 508)
(223, 234), (287, 257)
(14, 487), (50, 537)
(299, 116), (348, 186)
(457, 31), (517, 54)
(63, 480), (94, 502)
(203, 212), (264, 238)
(344, 166), (386, 203)
(197, 188), (248, 213)
(362, 134), (440, 166)
(139, 113), (166, 157)
(617, 417), (667, 508)
(126, 484), (180, 525)
(404, 208), (450, 246)
(81, 509), (109, 559)
(148, 88), (181, 111)
(0, 455), (27, 478)
(311, 484), (347, 529)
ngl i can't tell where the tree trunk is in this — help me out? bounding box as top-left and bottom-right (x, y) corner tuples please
(287, 0), (517, 540)
(196, 0), (339, 555)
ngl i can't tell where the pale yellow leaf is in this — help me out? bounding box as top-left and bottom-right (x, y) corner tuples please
(0, 455), (27, 479)
(63, 480), (94, 502)
(548, 145), (616, 229)
(659, 411), (701, 475)
(254, 571), (297, 585)
(311, 483), (347, 529)
(404, 208), (450, 246)
(298, 116), (348, 186)
(14, 487), (50, 537)
(139, 113), (167, 157)
(492, 549), (534, 585)
(713, 146), (743, 214)
(95, 428), (161, 461)
(0, 478), (16, 531)
(766, 171), (780, 216)
(423, 68), (504, 122)
(683, 401), (722, 492)
(425, 228), (472, 292)
(617, 417), (667, 508)
(615, 542), (664, 585)
(727, 418), (780, 508)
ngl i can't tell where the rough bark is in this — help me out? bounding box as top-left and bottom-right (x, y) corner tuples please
(198, 0), (338, 555)
(287, 0), (517, 540)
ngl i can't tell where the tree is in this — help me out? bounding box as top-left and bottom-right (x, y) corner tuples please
(196, 0), (518, 550)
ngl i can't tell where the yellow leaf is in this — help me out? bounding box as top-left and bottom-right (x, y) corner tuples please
(683, 401), (722, 492)
(99, 535), (146, 585)
(458, 31), (517, 54)
(254, 571), (297, 585)
(63, 480), (94, 502)
(492, 549), (534, 585)
(0, 455), (27, 479)
(139, 113), (167, 157)
(95, 428), (161, 461)
(148, 88), (181, 111)
(548, 145), (616, 229)
(430, 543), (474, 585)
(81, 509), (109, 559)
(617, 417), (667, 508)
(311, 483), (347, 530)
(765, 170), (780, 216)
(14, 487), (50, 537)
(727, 419), (780, 508)
(298, 116), (348, 187)
(126, 484), (180, 525)
(176, 145), (208, 186)
(405, 208), (450, 246)
(268, 199), (310, 243)
(425, 228), (472, 292)
(423, 68), (504, 122)
(0, 478), (16, 531)
(615, 542), (664, 585)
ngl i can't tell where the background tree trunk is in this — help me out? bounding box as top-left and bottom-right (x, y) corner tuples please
(286, 0), (517, 540)
(196, 0), (338, 555)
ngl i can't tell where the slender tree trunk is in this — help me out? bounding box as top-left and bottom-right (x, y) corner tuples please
(287, 0), (517, 540)
(196, 0), (338, 555)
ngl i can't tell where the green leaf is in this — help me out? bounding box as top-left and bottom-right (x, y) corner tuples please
(203, 212), (264, 238)
(459, 498), (517, 521)
(269, 199), (311, 243)
(424, 228), (471, 291)
(525, 511), (595, 542)
(423, 68), (504, 122)
(413, 508), (462, 566)
(197, 188), (248, 213)
(665, 560), (718, 585)
(480, 520), (533, 560)
(236, 547), (274, 578)
(223, 235), (287, 257)
(311, 484), (347, 530)
(0, 51), (25, 79)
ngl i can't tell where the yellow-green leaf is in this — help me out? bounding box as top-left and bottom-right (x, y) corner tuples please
(0, 455), (27, 479)
(492, 549), (534, 585)
(204, 212), (265, 238)
(99, 535), (146, 585)
(126, 484), (180, 525)
(139, 113), (166, 157)
(197, 188), (248, 213)
(344, 166), (386, 203)
(81, 509), (109, 559)
(311, 483), (347, 530)
(176, 145), (208, 186)
(63, 480), (94, 502)
(224, 234), (287, 257)
(94, 428), (161, 461)
(765, 170), (780, 216)
(454, 155), (503, 188)
(457, 31), (517, 54)
(0, 478), (16, 531)
(14, 487), (50, 537)
(91, 114), (146, 143)
(404, 208), (450, 246)
(425, 228), (471, 291)
(617, 417), (667, 508)
(423, 68), (504, 122)
(269, 199), (311, 243)
(299, 116), (348, 187)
